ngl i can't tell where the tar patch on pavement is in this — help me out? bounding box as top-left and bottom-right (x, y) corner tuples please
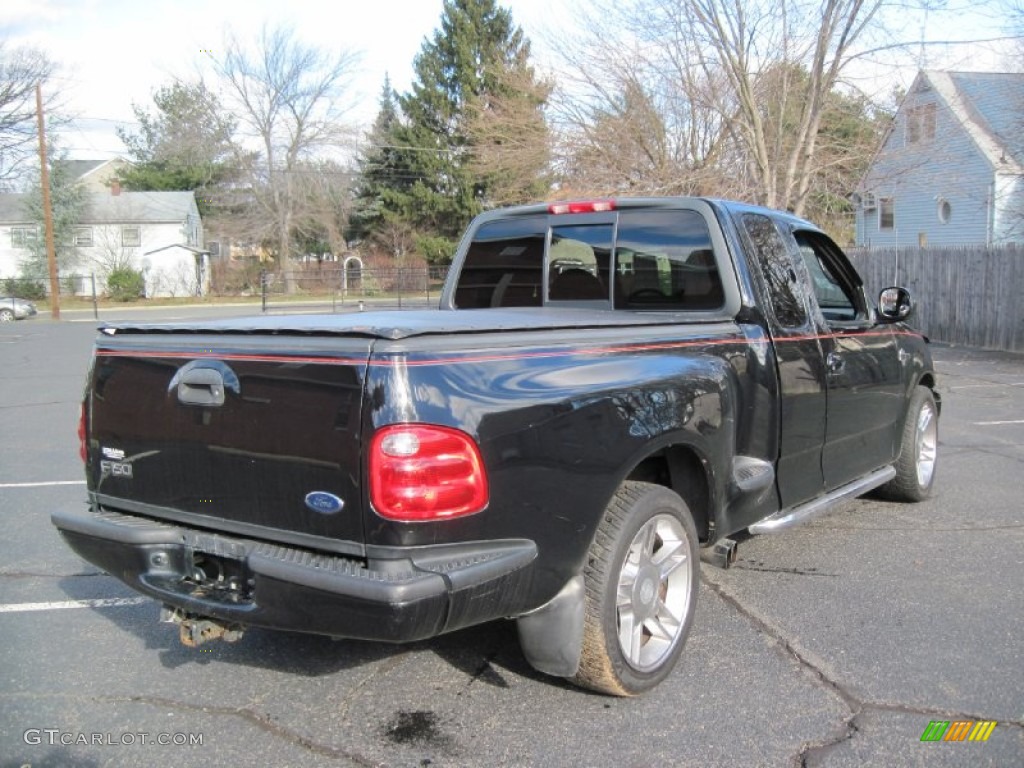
(382, 709), (454, 753)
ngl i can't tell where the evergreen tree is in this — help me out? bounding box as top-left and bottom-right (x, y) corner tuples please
(369, 0), (547, 262)
(115, 80), (238, 216)
(21, 150), (87, 279)
(348, 75), (408, 243)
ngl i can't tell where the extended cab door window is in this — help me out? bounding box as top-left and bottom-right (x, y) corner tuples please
(741, 214), (808, 328)
(740, 213), (826, 508)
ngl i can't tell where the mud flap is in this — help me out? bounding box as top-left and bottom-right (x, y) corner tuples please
(515, 575), (584, 677)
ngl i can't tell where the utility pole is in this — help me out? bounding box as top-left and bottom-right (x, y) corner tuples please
(36, 83), (60, 320)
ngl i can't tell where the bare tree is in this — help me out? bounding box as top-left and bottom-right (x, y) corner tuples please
(677, 0), (883, 215)
(292, 159), (355, 258)
(464, 57), (553, 205)
(549, 11), (731, 198)
(0, 43), (60, 186)
(210, 25), (361, 270)
(553, 0), (886, 216)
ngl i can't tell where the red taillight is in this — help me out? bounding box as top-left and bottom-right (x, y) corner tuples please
(78, 402), (87, 464)
(547, 199), (616, 215)
(370, 425), (488, 521)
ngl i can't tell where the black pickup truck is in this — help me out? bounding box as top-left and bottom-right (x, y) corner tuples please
(53, 198), (939, 696)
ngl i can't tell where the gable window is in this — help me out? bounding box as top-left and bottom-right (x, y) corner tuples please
(906, 103), (936, 145)
(122, 226), (141, 247)
(879, 198), (895, 231)
(938, 199), (952, 224)
(72, 227), (93, 247)
(10, 226), (38, 247)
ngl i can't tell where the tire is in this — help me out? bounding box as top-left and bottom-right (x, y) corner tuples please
(878, 386), (938, 502)
(571, 481), (699, 696)
(0, 308), (14, 323)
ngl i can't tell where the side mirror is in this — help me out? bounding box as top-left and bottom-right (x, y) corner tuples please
(877, 286), (914, 323)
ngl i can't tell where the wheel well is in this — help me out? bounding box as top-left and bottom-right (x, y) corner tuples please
(918, 373), (941, 413)
(625, 446), (711, 541)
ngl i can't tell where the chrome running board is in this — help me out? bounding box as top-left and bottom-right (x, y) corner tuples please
(748, 466), (896, 534)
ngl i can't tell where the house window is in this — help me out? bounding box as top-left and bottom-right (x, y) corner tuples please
(906, 103), (936, 144)
(10, 227), (38, 247)
(938, 199), (952, 224)
(879, 198), (895, 230)
(122, 226), (141, 247)
(72, 227), (93, 247)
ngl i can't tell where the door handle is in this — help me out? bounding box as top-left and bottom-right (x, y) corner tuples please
(826, 352), (845, 374)
(169, 361), (240, 407)
(177, 367), (225, 406)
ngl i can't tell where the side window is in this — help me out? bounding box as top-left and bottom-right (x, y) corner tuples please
(741, 214), (807, 328)
(793, 231), (862, 323)
(454, 217), (546, 308)
(548, 224), (613, 304)
(614, 210), (724, 310)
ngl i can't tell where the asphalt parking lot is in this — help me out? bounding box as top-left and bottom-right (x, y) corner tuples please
(1, 312), (1021, 767)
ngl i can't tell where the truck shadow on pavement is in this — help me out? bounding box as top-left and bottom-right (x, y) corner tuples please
(56, 573), (557, 690)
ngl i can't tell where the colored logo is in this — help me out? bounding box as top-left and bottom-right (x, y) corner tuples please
(920, 720), (997, 742)
(304, 491), (345, 515)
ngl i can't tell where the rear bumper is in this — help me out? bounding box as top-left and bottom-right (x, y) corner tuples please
(52, 507), (537, 642)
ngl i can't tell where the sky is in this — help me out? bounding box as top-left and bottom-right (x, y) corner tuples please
(1, 0), (1018, 165)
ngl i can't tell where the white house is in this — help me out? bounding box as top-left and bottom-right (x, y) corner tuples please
(855, 70), (1024, 248)
(0, 173), (209, 297)
(76, 187), (209, 297)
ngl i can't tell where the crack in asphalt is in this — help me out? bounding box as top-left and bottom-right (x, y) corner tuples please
(0, 570), (105, 579)
(120, 694), (380, 767)
(732, 561), (838, 577)
(336, 652), (408, 724)
(2, 690), (379, 765)
(701, 574), (1024, 767)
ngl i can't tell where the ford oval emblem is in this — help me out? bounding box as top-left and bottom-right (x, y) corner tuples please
(305, 491), (345, 515)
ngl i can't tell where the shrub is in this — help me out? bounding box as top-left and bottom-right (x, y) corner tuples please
(415, 235), (456, 265)
(3, 276), (47, 300)
(106, 267), (145, 301)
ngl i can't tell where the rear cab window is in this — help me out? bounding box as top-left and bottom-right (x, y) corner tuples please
(452, 206), (726, 312)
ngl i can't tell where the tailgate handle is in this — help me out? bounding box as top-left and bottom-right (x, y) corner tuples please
(170, 361), (240, 407)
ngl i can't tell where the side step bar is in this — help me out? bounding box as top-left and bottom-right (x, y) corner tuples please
(748, 466), (896, 534)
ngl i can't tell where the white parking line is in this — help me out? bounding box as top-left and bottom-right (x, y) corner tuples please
(972, 420), (1024, 426)
(0, 597), (150, 613)
(0, 481), (86, 488)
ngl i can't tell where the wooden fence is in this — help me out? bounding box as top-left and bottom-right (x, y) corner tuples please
(847, 245), (1024, 354)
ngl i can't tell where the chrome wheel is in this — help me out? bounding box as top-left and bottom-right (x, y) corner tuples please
(616, 512), (692, 672)
(916, 401), (937, 489)
(0, 309), (14, 323)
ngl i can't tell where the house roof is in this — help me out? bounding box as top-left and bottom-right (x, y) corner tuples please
(0, 193), (30, 224)
(62, 159), (109, 180)
(0, 190), (197, 225)
(923, 70), (1024, 174)
(81, 191), (197, 223)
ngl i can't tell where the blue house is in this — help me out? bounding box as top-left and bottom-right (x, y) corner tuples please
(855, 70), (1024, 248)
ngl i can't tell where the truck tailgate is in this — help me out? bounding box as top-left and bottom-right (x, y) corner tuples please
(87, 331), (371, 554)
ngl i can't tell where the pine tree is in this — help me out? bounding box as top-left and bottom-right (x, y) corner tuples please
(114, 80), (238, 217)
(348, 75), (408, 243)
(21, 151), (86, 279)
(367, 0), (548, 262)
